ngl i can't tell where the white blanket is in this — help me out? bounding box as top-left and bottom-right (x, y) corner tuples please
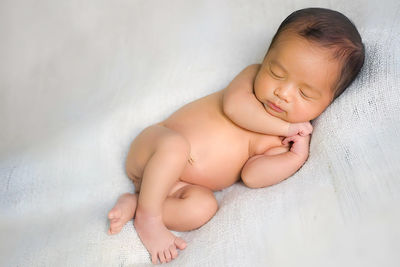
(1, 0), (400, 266)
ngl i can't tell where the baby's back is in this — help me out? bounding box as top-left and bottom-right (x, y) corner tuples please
(160, 90), (282, 191)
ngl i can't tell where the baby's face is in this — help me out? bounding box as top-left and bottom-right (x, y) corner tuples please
(254, 32), (340, 123)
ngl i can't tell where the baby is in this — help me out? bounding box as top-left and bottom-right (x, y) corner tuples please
(107, 7), (364, 264)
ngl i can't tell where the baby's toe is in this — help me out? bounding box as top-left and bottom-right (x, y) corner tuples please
(108, 227), (119, 235)
(163, 249), (172, 262)
(158, 250), (166, 264)
(169, 244), (178, 259)
(150, 252), (158, 264)
(108, 221), (123, 235)
(108, 207), (121, 220)
(174, 237), (187, 250)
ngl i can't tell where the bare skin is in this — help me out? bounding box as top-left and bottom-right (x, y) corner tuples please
(108, 193), (138, 235)
(108, 194), (184, 262)
(108, 91), (288, 264)
(108, 32), (339, 264)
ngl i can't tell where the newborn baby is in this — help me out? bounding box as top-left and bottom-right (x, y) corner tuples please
(108, 7), (364, 264)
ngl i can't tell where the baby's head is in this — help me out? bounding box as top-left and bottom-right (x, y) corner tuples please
(254, 8), (365, 123)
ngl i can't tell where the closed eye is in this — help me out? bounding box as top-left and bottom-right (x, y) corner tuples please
(269, 68), (284, 79)
(300, 89), (310, 98)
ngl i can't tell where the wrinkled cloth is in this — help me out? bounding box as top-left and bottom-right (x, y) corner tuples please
(1, 0), (399, 266)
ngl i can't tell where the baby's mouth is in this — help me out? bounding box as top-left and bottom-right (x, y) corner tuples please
(264, 101), (285, 113)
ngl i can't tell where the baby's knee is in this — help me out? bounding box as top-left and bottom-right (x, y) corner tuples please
(186, 186), (218, 226)
(198, 193), (218, 220)
(158, 133), (190, 158)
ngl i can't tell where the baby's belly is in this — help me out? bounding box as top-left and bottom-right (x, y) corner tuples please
(161, 90), (282, 191)
(162, 121), (249, 191)
(181, 132), (250, 191)
(160, 93), (250, 191)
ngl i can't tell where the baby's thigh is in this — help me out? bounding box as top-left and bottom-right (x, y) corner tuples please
(125, 123), (190, 190)
(164, 184), (218, 231)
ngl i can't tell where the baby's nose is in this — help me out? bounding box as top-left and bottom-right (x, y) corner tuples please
(274, 86), (291, 102)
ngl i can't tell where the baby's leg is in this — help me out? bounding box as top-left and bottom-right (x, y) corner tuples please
(108, 184), (218, 264)
(108, 183), (218, 232)
(108, 193), (138, 235)
(162, 184), (218, 232)
(125, 124), (192, 264)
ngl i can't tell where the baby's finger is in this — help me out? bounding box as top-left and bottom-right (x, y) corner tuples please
(282, 136), (296, 145)
(305, 123), (313, 135)
(299, 130), (307, 137)
(299, 124), (313, 136)
(282, 138), (289, 145)
(307, 123), (314, 133)
(282, 137), (290, 145)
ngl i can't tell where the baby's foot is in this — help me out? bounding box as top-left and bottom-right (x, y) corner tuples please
(108, 193), (138, 235)
(134, 211), (187, 264)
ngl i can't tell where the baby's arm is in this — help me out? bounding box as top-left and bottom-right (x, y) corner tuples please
(241, 134), (310, 188)
(222, 64), (312, 137)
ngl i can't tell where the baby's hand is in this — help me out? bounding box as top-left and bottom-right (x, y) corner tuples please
(287, 122), (313, 137)
(282, 134), (311, 161)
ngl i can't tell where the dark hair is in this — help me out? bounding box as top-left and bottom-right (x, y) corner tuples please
(268, 8), (365, 99)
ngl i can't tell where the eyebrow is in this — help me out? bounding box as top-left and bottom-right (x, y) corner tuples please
(270, 60), (320, 95)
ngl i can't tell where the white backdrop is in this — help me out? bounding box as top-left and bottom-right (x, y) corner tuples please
(1, 0), (400, 266)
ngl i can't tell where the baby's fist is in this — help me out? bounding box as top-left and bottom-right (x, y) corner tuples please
(282, 134), (311, 161)
(287, 122), (313, 137)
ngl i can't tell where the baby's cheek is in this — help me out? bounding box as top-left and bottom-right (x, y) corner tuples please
(290, 105), (314, 122)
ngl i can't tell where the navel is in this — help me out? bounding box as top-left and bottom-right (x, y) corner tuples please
(188, 154), (195, 165)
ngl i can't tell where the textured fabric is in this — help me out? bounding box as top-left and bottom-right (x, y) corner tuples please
(1, 0), (399, 266)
